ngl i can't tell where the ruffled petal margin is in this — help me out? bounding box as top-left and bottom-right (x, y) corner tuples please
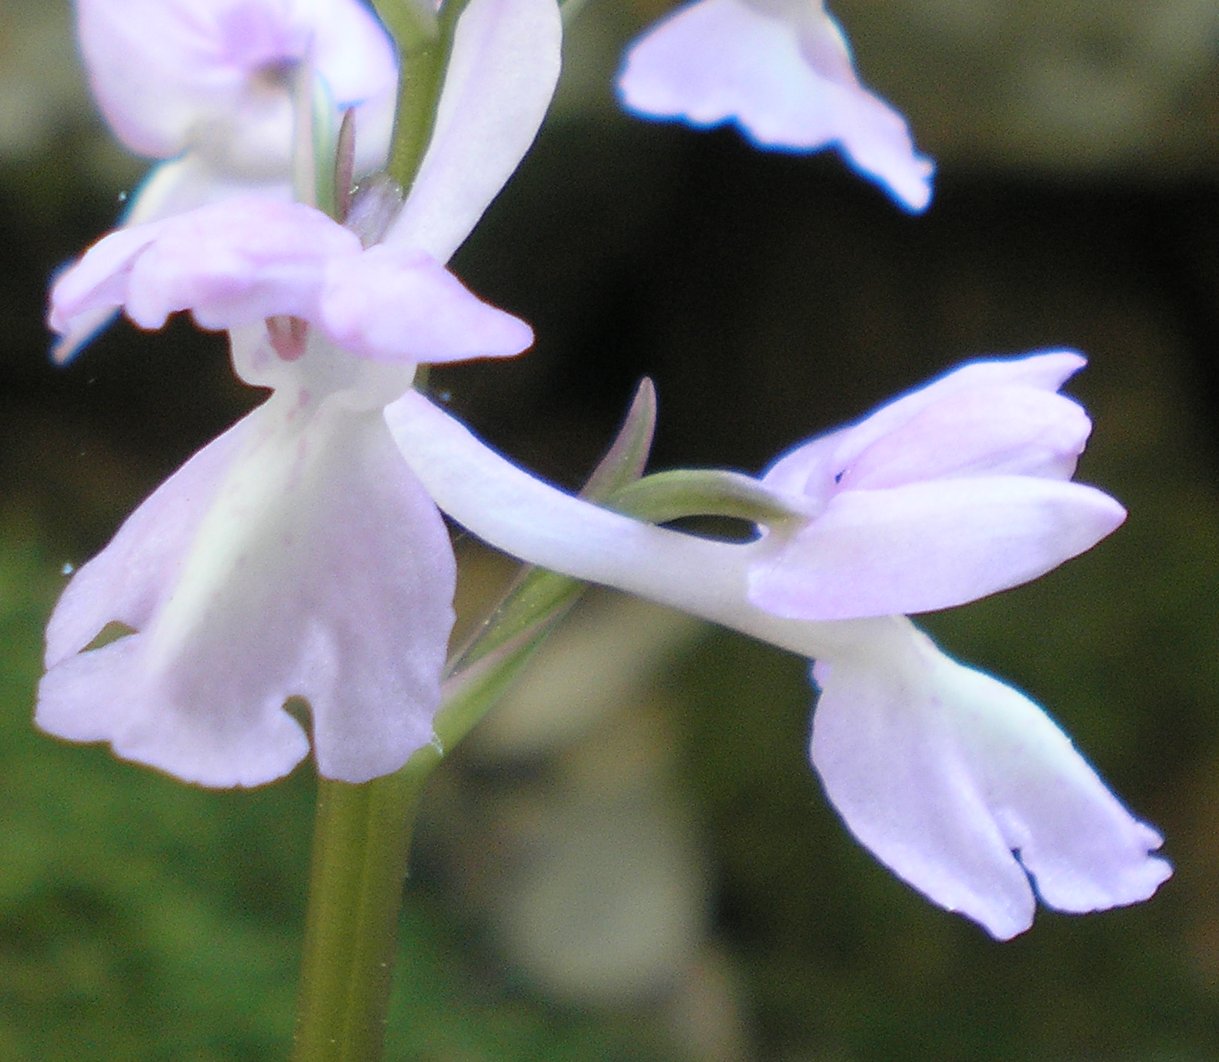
(38, 394), (456, 787)
(617, 0), (933, 211)
(810, 628), (1170, 939)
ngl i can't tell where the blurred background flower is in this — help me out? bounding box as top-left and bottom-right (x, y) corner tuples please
(3, 0), (1218, 1057)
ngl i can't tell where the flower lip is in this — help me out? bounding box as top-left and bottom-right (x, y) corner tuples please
(38, 395), (458, 787)
(809, 632), (1171, 939)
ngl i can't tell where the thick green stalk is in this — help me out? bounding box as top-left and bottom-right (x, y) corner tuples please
(290, 2), (572, 1057)
(292, 763), (431, 1062)
(371, 0), (443, 189)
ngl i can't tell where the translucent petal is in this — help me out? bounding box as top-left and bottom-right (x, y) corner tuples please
(384, 0), (563, 261)
(617, 0), (933, 211)
(51, 157), (295, 364)
(839, 387), (1091, 489)
(320, 245), (533, 362)
(38, 395), (456, 787)
(763, 351), (1088, 501)
(49, 198), (359, 336)
(810, 628), (1171, 938)
(77, 0), (395, 161)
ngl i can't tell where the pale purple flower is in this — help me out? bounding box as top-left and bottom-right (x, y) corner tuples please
(750, 352), (1127, 619)
(58, 0), (399, 362)
(42, 0), (1167, 937)
(40, 199), (531, 787)
(77, 0), (396, 179)
(617, 0), (933, 211)
(49, 197), (532, 362)
(40, 393), (458, 786)
(386, 362), (1167, 939)
(38, 0), (562, 787)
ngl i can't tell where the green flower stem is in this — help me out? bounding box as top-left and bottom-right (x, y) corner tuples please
(559, 0), (594, 25)
(289, 382), (661, 1059)
(291, 3), (559, 1055)
(371, 0), (442, 190)
(288, 572), (580, 1062)
(292, 763), (431, 1062)
(372, 0), (475, 192)
(290, 577), (571, 1061)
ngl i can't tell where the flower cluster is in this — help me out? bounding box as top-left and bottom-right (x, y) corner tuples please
(39, 0), (1168, 939)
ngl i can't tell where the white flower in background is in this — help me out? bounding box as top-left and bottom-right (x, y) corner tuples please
(618, 0), (934, 211)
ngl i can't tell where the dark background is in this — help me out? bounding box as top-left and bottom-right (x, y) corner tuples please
(3, 2), (1218, 1058)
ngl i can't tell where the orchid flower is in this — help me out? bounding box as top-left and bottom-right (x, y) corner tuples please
(38, 0), (562, 787)
(384, 356), (1168, 939)
(617, 0), (934, 212)
(42, 0), (1166, 945)
(58, 0), (398, 362)
(77, 0), (396, 203)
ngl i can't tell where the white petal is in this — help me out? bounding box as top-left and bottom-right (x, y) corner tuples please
(749, 476), (1126, 619)
(839, 387), (1091, 489)
(384, 0), (563, 261)
(49, 198), (361, 339)
(52, 159), (293, 365)
(384, 391), (877, 662)
(320, 245), (533, 362)
(763, 351), (1088, 499)
(38, 395), (455, 787)
(617, 0), (932, 211)
(77, 0), (395, 163)
(810, 627), (1170, 938)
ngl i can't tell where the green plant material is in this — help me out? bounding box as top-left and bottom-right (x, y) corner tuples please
(291, 379), (657, 1061)
(608, 466), (806, 528)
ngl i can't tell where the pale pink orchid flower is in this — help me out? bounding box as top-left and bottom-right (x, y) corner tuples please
(40, 196), (532, 787)
(39, 0), (562, 787)
(59, 0), (399, 362)
(617, 0), (934, 212)
(384, 357), (1167, 939)
(77, 0), (396, 192)
(44, 0), (1166, 938)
